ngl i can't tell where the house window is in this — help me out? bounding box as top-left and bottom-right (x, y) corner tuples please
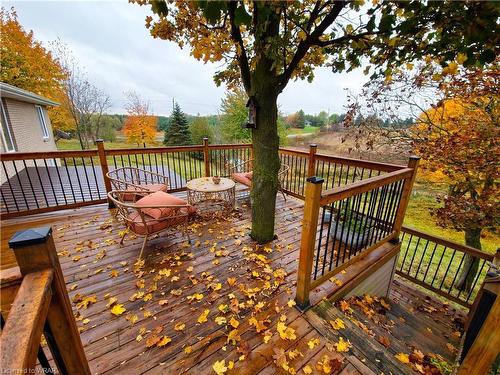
(0, 100), (15, 152)
(35, 105), (50, 139)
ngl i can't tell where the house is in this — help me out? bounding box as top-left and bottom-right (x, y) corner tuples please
(0, 82), (59, 154)
(0, 82), (59, 183)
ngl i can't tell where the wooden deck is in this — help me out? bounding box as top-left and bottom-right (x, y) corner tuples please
(0, 195), (465, 374)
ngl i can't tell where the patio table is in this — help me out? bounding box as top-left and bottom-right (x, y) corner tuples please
(186, 177), (235, 215)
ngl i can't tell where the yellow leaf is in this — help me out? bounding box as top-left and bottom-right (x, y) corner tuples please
(126, 314), (138, 324)
(229, 317), (240, 328)
(395, 352), (410, 364)
(197, 309), (210, 323)
(227, 277), (236, 286)
(174, 322), (185, 331)
(82, 318), (90, 325)
(277, 322), (296, 341)
(184, 345), (192, 354)
(215, 316), (227, 325)
(157, 336), (172, 347)
(329, 318), (345, 330)
(334, 337), (351, 353)
(307, 337), (320, 349)
(287, 299), (296, 308)
(212, 360), (228, 375)
(107, 297), (118, 308)
(111, 304), (126, 316)
(303, 364), (313, 374)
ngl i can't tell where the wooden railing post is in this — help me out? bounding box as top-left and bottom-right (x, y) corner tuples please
(393, 156), (420, 239)
(458, 295), (500, 375)
(96, 139), (114, 208)
(307, 144), (318, 177)
(8, 227), (91, 375)
(203, 138), (210, 177)
(295, 176), (323, 310)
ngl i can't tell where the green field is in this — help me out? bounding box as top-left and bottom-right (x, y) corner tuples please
(287, 125), (321, 136)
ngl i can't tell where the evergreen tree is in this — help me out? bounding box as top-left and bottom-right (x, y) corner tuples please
(163, 103), (191, 146)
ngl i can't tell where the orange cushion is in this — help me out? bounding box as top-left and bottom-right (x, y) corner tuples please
(127, 211), (186, 235)
(232, 172), (252, 187)
(135, 191), (195, 219)
(122, 183), (167, 201)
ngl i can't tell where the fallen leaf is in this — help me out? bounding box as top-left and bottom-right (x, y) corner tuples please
(174, 322), (186, 331)
(329, 318), (345, 330)
(197, 309), (210, 324)
(110, 304), (126, 316)
(395, 353), (410, 364)
(334, 337), (351, 352)
(378, 335), (391, 348)
(157, 336), (172, 347)
(212, 360), (228, 375)
(307, 337), (320, 349)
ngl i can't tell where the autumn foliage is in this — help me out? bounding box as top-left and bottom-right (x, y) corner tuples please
(123, 91), (157, 145)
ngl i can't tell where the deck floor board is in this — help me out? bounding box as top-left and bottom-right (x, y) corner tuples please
(1, 196), (465, 374)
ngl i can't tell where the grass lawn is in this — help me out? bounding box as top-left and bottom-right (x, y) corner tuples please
(287, 125), (321, 136)
(404, 191), (498, 254)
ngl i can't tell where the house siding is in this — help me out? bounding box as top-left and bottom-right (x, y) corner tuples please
(345, 254), (398, 299)
(1, 98), (57, 184)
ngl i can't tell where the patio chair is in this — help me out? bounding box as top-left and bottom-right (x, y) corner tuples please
(108, 190), (196, 259)
(107, 167), (169, 201)
(227, 159), (290, 201)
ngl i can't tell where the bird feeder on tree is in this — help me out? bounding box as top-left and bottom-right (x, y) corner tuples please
(242, 97), (257, 129)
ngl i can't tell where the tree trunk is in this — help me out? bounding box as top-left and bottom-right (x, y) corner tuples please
(250, 87), (280, 244)
(454, 228), (482, 292)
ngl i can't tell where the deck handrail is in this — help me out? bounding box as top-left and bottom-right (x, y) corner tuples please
(1, 141), (403, 219)
(294, 156), (419, 309)
(0, 226), (90, 374)
(397, 226), (495, 308)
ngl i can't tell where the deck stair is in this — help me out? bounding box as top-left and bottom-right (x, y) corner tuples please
(305, 278), (466, 375)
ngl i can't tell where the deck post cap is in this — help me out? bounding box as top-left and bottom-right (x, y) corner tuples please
(9, 227), (52, 249)
(306, 176), (324, 184)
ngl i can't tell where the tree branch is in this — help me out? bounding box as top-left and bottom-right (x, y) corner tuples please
(228, 1), (252, 93)
(277, 0), (345, 91)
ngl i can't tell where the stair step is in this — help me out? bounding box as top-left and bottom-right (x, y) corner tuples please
(306, 299), (414, 375)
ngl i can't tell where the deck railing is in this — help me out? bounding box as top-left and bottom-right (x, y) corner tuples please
(0, 227), (90, 374)
(295, 157), (419, 308)
(397, 226), (494, 308)
(1, 141), (399, 218)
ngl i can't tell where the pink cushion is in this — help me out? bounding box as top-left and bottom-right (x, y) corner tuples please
(122, 183), (167, 201)
(127, 211), (186, 235)
(244, 171), (253, 180)
(135, 191), (196, 219)
(232, 172), (252, 187)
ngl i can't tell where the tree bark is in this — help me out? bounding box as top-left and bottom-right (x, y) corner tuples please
(250, 85), (280, 243)
(455, 228), (482, 292)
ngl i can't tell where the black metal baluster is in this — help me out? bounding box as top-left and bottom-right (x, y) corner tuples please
(399, 234), (414, 271)
(317, 207), (327, 278)
(340, 196), (352, 264)
(51, 158), (67, 205)
(71, 157), (85, 201)
(353, 189), (370, 257)
(413, 239), (430, 279)
(323, 203), (335, 271)
(430, 246), (447, 286)
(406, 236), (421, 275)
(61, 158), (77, 204)
(439, 249), (457, 290)
(22, 160), (40, 209)
(89, 157), (101, 199)
(465, 260), (487, 303)
(12, 160), (29, 210)
(33, 159), (50, 207)
(81, 158), (93, 201)
(2, 161), (20, 211)
(329, 200), (342, 270)
(422, 242), (439, 283)
(448, 252), (466, 293)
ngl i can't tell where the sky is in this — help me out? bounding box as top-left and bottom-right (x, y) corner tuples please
(5, 0), (369, 116)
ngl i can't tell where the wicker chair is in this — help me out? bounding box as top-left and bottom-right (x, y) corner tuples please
(108, 190), (194, 259)
(227, 159), (290, 201)
(107, 167), (169, 201)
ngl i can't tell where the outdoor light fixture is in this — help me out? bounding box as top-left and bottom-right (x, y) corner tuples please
(242, 97), (257, 129)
